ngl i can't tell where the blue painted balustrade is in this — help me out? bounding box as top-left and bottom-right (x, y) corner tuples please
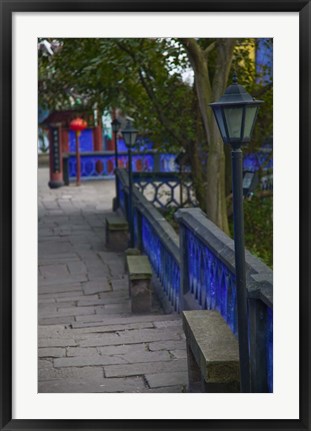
(66, 151), (178, 180)
(116, 169), (180, 312)
(115, 169), (273, 393)
(175, 208), (273, 393)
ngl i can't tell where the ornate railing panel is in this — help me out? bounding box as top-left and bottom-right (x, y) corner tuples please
(142, 216), (180, 312)
(133, 172), (197, 209)
(186, 228), (238, 335)
(66, 151), (179, 180)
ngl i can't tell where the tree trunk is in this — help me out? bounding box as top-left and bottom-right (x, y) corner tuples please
(180, 38), (236, 235)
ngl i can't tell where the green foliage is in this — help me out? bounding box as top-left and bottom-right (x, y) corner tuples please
(229, 195), (273, 268)
(234, 38), (273, 152)
(38, 38), (196, 152)
(161, 207), (179, 232)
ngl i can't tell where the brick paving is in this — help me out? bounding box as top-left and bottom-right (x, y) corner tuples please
(38, 168), (187, 393)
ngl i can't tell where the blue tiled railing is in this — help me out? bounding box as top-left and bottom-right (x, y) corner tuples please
(116, 169), (273, 393)
(142, 216), (180, 312)
(66, 151), (178, 180)
(186, 228), (238, 335)
(176, 208), (273, 393)
(116, 169), (180, 312)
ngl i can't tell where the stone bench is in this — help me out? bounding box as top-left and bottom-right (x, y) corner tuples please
(182, 310), (240, 393)
(126, 255), (153, 313)
(105, 215), (128, 252)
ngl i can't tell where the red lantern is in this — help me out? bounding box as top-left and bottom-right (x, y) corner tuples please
(69, 117), (87, 134)
(69, 117), (87, 186)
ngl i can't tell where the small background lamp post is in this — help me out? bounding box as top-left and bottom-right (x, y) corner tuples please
(209, 73), (263, 393)
(111, 118), (121, 171)
(111, 118), (121, 206)
(69, 117), (88, 186)
(122, 120), (138, 248)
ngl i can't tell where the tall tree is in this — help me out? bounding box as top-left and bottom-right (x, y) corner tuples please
(179, 38), (236, 233)
(39, 37), (272, 235)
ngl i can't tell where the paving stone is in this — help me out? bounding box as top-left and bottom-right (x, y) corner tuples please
(153, 320), (183, 328)
(148, 340), (186, 351)
(98, 291), (130, 300)
(38, 376), (145, 393)
(39, 290), (83, 300)
(73, 314), (180, 327)
(98, 343), (148, 356)
(39, 284), (83, 295)
(145, 371), (188, 388)
(38, 348), (66, 358)
(107, 262), (126, 277)
(74, 313), (131, 323)
(38, 366), (104, 381)
(56, 301), (77, 308)
(54, 354), (128, 368)
(112, 350), (171, 364)
(71, 322), (154, 334)
(57, 294), (98, 303)
(39, 316), (75, 326)
(98, 251), (123, 263)
(40, 264), (69, 278)
(87, 270), (110, 281)
(104, 358), (188, 378)
(78, 328), (183, 347)
(39, 338), (78, 348)
(38, 304), (58, 315)
(110, 279), (129, 291)
(38, 359), (53, 369)
(66, 347), (99, 357)
(77, 296), (128, 307)
(40, 274), (88, 287)
(82, 280), (111, 295)
(170, 349), (187, 359)
(38, 298), (56, 304)
(96, 303), (131, 314)
(67, 261), (87, 275)
(38, 325), (66, 338)
(140, 385), (185, 393)
(42, 306), (96, 318)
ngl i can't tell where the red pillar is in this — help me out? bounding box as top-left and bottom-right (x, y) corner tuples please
(61, 128), (69, 153)
(75, 131), (81, 186)
(93, 125), (102, 151)
(48, 125), (64, 188)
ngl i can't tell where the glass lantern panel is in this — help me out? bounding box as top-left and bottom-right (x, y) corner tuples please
(224, 106), (243, 139)
(130, 132), (138, 147)
(123, 131), (138, 148)
(213, 106), (227, 140)
(123, 133), (131, 147)
(243, 105), (258, 139)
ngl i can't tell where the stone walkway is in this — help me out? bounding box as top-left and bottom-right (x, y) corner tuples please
(38, 168), (187, 393)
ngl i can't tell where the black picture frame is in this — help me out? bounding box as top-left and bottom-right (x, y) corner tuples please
(1, 1), (310, 430)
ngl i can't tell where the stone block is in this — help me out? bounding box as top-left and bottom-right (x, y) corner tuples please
(182, 310), (240, 393)
(105, 215), (129, 252)
(130, 279), (152, 313)
(124, 248), (141, 271)
(127, 255), (153, 313)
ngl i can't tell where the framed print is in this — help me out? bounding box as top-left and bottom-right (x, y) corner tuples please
(1, 0), (310, 430)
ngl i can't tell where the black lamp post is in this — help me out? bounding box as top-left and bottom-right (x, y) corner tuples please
(122, 120), (138, 248)
(111, 118), (121, 171)
(209, 72), (263, 393)
(111, 118), (121, 207)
